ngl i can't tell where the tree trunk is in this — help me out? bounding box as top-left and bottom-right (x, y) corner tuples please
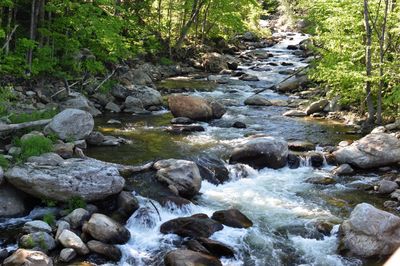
(363, 0), (375, 124)
(27, 0), (37, 73)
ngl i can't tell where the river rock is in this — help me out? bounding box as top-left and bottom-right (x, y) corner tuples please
(333, 133), (400, 169)
(283, 110), (307, 117)
(105, 102), (121, 113)
(196, 237), (235, 258)
(58, 229), (89, 255)
(307, 152), (324, 168)
(171, 117), (194, 125)
(306, 176), (336, 185)
(59, 248), (76, 263)
(277, 75), (308, 92)
(27, 153), (64, 166)
(287, 153), (301, 169)
(244, 95), (272, 106)
(196, 156), (229, 185)
(19, 232), (56, 252)
(340, 203), (400, 257)
(164, 249), (222, 266)
(53, 142), (74, 159)
(168, 95), (225, 121)
(55, 221), (70, 240)
(3, 249), (53, 266)
(160, 214), (223, 238)
(112, 85), (162, 107)
(232, 121), (247, 128)
(22, 221), (52, 234)
(229, 136), (288, 169)
(115, 191), (140, 221)
(332, 164), (354, 176)
(63, 208), (90, 229)
(305, 99), (329, 115)
(5, 157), (124, 202)
(288, 140), (315, 151)
(44, 109), (94, 141)
(124, 96), (145, 113)
(0, 184), (27, 218)
(202, 53), (228, 73)
(87, 240), (122, 261)
(211, 209), (253, 228)
(240, 74), (259, 81)
(61, 94), (102, 117)
(82, 213), (130, 244)
(378, 180), (399, 194)
(154, 159), (202, 199)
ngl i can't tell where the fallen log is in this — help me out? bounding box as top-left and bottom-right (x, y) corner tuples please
(0, 119), (52, 133)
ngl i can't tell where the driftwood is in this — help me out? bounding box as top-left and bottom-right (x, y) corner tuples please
(0, 119), (51, 133)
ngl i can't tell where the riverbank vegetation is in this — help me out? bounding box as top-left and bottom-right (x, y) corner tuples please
(292, 0), (400, 124)
(0, 0), (267, 80)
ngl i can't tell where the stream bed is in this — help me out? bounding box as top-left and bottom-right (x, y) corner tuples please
(85, 33), (386, 266)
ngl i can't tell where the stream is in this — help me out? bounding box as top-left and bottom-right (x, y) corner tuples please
(0, 32), (387, 266)
(85, 32), (386, 266)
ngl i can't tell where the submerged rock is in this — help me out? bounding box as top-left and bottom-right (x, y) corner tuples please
(211, 209), (253, 228)
(3, 249), (53, 266)
(160, 214), (223, 238)
(168, 94), (226, 121)
(83, 213), (130, 244)
(44, 109), (94, 141)
(154, 159), (202, 199)
(229, 136), (288, 169)
(164, 249), (222, 266)
(5, 157), (125, 202)
(340, 203), (400, 257)
(333, 133), (400, 169)
(244, 95), (272, 106)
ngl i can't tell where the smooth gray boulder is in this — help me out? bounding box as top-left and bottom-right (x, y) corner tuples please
(82, 213), (130, 244)
(305, 99), (329, 115)
(45, 109), (94, 141)
(154, 159), (202, 199)
(333, 133), (400, 169)
(59, 248), (76, 263)
(229, 136), (288, 169)
(19, 232), (56, 252)
(63, 208), (90, 229)
(340, 203), (400, 257)
(58, 229), (89, 255)
(244, 95), (272, 106)
(5, 157), (124, 202)
(22, 220), (52, 234)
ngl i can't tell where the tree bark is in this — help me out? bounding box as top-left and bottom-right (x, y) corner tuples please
(363, 0), (375, 124)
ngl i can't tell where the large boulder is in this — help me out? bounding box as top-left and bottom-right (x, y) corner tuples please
(160, 214), (223, 238)
(164, 249), (222, 266)
(168, 95), (225, 121)
(5, 157), (124, 202)
(111, 85), (162, 108)
(154, 159), (202, 199)
(211, 209), (253, 228)
(60, 94), (101, 117)
(44, 109), (94, 141)
(340, 203), (400, 257)
(3, 249), (53, 266)
(82, 213), (130, 244)
(229, 136), (288, 169)
(333, 133), (400, 169)
(202, 53), (228, 73)
(0, 184), (27, 218)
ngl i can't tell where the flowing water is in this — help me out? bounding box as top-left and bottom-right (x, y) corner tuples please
(0, 32), (387, 265)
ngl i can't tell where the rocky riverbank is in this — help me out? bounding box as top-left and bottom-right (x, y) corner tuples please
(1, 30), (400, 266)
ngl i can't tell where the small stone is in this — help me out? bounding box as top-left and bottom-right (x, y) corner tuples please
(378, 180), (399, 194)
(105, 102), (121, 113)
(63, 208), (90, 229)
(390, 189), (400, 201)
(283, 110), (307, 117)
(55, 221), (70, 241)
(107, 119), (122, 125)
(171, 117), (194, 125)
(87, 240), (122, 261)
(306, 176), (336, 185)
(232, 121), (247, 128)
(59, 248), (76, 262)
(244, 95), (272, 106)
(383, 200), (399, 210)
(332, 164), (354, 176)
(58, 229), (89, 255)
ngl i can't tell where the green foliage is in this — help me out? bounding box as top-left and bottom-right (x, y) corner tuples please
(0, 154), (9, 169)
(24, 235), (35, 249)
(18, 136), (54, 161)
(160, 57), (174, 66)
(0, 86), (17, 116)
(8, 109), (58, 124)
(67, 196), (87, 213)
(42, 198), (58, 208)
(43, 213), (56, 226)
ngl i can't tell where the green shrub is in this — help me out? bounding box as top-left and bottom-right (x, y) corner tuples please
(160, 57), (174, 66)
(0, 154), (9, 169)
(8, 109), (58, 124)
(42, 198), (57, 207)
(43, 213), (56, 226)
(19, 136), (53, 161)
(67, 196), (86, 213)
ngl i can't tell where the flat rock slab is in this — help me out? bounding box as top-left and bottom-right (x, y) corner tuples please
(5, 157), (124, 202)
